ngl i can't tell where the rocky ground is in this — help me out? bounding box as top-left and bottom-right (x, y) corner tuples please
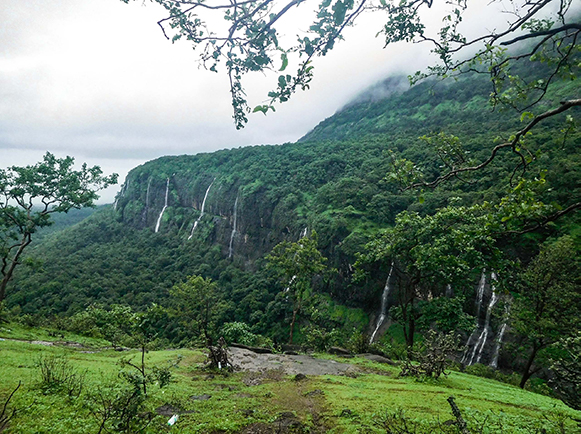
(227, 346), (360, 376)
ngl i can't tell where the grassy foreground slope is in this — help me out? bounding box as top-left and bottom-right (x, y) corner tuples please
(1, 325), (579, 433)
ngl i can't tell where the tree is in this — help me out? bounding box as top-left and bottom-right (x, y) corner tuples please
(0, 153), (117, 302)
(358, 203), (505, 349)
(551, 331), (581, 410)
(512, 236), (580, 389)
(266, 231), (327, 344)
(121, 0), (580, 138)
(169, 275), (224, 345)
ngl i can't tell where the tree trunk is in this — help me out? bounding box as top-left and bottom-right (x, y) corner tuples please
(520, 344), (539, 389)
(288, 308), (297, 344)
(406, 315), (415, 350)
(0, 234), (31, 302)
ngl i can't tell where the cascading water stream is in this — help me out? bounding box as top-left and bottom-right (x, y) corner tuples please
(228, 196), (239, 258)
(300, 227), (308, 239)
(490, 303), (510, 368)
(142, 178), (152, 224)
(369, 261), (394, 343)
(461, 270), (487, 364)
(154, 178), (170, 233)
(188, 180), (214, 240)
(285, 275), (297, 293)
(470, 272), (499, 365)
(445, 284), (453, 298)
(145, 178), (152, 208)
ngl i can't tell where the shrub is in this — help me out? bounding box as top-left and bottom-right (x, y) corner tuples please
(89, 381), (153, 434)
(304, 325), (340, 352)
(346, 330), (369, 354)
(221, 321), (273, 348)
(36, 354), (86, 397)
(400, 331), (461, 379)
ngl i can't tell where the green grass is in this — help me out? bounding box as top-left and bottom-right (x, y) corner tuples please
(1, 328), (580, 433)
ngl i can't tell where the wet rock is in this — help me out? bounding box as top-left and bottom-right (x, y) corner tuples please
(304, 389), (324, 397)
(359, 353), (396, 365)
(155, 404), (197, 416)
(230, 343), (273, 354)
(328, 347), (351, 356)
(293, 373), (307, 382)
(190, 394), (212, 401)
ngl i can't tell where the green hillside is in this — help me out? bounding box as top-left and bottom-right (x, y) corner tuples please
(0, 327), (580, 433)
(7, 73), (579, 325)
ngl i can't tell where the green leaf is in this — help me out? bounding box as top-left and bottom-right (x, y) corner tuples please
(279, 53), (288, 72)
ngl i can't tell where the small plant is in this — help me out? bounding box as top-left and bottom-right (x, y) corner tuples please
(304, 324), (340, 352)
(207, 337), (233, 371)
(346, 330), (369, 354)
(551, 332), (581, 410)
(90, 381), (153, 434)
(36, 354), (86, 397)
(0, 381), (22, 432)
(400, 331), (461, 379)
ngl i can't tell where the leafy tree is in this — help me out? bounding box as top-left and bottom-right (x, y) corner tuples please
(358, 203), (504, 349)
(121, 0), (580, 150)
(551, 331), (581, 410)
(169, 275), (224, 344)
(0, 152), (117, 302)
(266, 231), (327, 344)
(512, 236), (580, 389)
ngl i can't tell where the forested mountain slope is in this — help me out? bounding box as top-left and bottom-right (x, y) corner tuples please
(7, 73), (580, 344)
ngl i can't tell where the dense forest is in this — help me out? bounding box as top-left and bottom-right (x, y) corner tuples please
(5, 69), (579, 354)
(1, 65), (580, 434)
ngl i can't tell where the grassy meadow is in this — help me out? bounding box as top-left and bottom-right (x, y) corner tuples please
(1, 324), (580, 433)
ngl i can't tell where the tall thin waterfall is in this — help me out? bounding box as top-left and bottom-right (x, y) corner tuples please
(300, 227), (308, 239)
(142, 178), (152, 224)
(469, 273), (499, 365)
(461, 270), (487, 364)
(113, 180), (129, 211)
(370, 261), (394, 343)
(154, 178), (170, 233)
(445, 284), (453, 298)
(490, 303), (510, 368)
(475, 270), (486, 317)
(188, 180), (214, 240)
(145, 178), (152, 208)
(228, 196), (239, 258)
(285, 275), (297, 293)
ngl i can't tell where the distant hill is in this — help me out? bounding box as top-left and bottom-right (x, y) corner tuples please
(7, 72), (579, 346)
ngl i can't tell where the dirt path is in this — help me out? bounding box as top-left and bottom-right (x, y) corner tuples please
(228, 346), (359, 376)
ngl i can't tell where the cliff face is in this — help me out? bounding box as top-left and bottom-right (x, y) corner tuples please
(113, 150), (313, 263)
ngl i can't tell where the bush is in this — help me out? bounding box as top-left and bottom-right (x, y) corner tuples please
(346, 330), (369, 354)
(221, 322), (273, 348)
(304, 325), (340, 352)
(36, 354), (86, 397)
(400, 331), (461, 379)
(89, 381), (153, 434)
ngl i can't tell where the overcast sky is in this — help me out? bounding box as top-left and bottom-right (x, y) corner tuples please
(1, 0), (529, 202)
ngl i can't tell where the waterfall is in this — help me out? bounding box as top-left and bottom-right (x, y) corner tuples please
(188, 180), (214, 240)
(145, 178), (152, 208)
(490, 303), (510, 368)
(154, 178), (170, 233)
(475, 270), (486, 317)
(228, 196), (239, 258)
(469, 273), (499, 365)
(142, 178), (152, 224)
(370, 261), (394, 343)
(300, 227), (308, 239)
(445, 284), (453, 298)
(285, 275), (297, 293)
(113, 180), (129, 211)
(461, 270), (487, 364)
